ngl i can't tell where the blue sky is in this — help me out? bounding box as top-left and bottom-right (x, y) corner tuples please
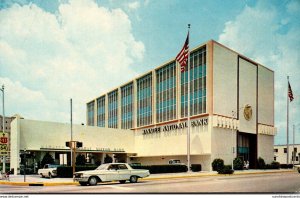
(0, 0), (299, 145)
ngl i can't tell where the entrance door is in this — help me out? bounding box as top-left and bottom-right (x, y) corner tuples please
(237, 132), (257, 168)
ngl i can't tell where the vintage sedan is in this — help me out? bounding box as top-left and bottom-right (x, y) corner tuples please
(73, 163), (150, 186)
(37, 164), (60, 178)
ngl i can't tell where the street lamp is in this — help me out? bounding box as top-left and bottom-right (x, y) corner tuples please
(0, 85), (5, 174)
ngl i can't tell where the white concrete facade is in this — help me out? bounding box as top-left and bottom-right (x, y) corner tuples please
(9, 40), (276, 174)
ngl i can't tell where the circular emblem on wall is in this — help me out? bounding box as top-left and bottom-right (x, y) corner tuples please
(243, 105), (252, 121)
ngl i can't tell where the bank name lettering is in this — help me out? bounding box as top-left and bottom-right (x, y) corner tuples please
(143, 118), (208, 135)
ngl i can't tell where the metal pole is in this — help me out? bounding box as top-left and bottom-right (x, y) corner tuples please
(187, 24), (191, 172)
(70, 99), (73, 167)
(232, 111), (235, 170)
(293, 124), (295, 166)
(24, 149), (26, 182)
(1, 85), (5, 174)
(287, 76), (289, 165)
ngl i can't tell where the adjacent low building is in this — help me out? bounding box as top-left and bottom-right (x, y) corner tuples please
(10, 40), (276, 174)
(274, 144), (300, 165)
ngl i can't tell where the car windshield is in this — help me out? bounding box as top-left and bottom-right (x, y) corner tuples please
(96, 164), (110, 170)
(48, 164), (59, 168)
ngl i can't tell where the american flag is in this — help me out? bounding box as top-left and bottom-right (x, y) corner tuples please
(176, 32), (189, 72)
(288, 82), (294, 102)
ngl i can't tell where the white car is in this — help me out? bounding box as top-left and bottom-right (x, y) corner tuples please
(73, 163), (150, 186)
(295, 164), (300, 173)
(168, 159), (185, 165)
(37, 164), (60, 178)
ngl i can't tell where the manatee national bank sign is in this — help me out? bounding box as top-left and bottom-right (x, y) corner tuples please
(142, 118), (208, 135)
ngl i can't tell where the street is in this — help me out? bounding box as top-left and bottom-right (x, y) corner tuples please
(1, 172), (300, 193)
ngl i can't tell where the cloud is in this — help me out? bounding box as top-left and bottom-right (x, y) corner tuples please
(218, 1), (300, 144)
(128, 1), (140, 10)
(0, 0), (145, 124)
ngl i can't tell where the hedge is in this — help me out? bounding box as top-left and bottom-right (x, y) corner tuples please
(57, 166), (98, 178)
(280, 164), (294, 169)
(217, 165), (234, 174)
(132, 165), (188, 174)
(191, 164), (202, 172)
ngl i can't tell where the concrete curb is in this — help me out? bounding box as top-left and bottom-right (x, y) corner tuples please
(0, 181), (78, 186)
(0, 170), (294, 186)
(141, 170), (294, 181)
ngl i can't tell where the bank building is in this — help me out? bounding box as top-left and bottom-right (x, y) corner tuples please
(10, 40), (276, 174)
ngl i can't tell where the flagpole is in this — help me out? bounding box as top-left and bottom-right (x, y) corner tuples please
(287, 76), (289, 165)
(187, 24), (191, 172)
(293, 124), (295, 166)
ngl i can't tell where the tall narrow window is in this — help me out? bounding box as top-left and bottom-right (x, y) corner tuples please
(156, 61), (176, 123)
(137, 74), (152, 127)
(181, 46), (206, 117)
(87, 101), (95, 126)
(97, 96), (105, 127)
(121, 83), (133, 129)
(108, 90), (118, 128)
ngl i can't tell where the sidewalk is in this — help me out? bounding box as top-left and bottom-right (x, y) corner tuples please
(0, 169), (294, 186)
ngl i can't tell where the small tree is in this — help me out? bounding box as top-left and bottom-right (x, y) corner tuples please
(212, 158), (224, 171)
(76, 154), (86, 166)
(104, 154), (113, 163)
(233, 157), (243, 170)
(257, 157), (266, 169)
(41, 152), (54, 167)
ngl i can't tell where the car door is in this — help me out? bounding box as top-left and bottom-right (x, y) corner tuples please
(106, 164), (119, 181)
(117, 164), (130, 180)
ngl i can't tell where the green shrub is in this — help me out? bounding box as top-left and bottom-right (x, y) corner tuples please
(233, 158), (243, 170)
(76, 154), (86, 166)
(41, 153), (55, 168)
(257, 157), (266, 169)
(217, 165), (234, 174)
(191, 164), (202, 172)
(271, 161), (280, 169)
(212, 158), (224, 171)
(104, 155), (113, 163)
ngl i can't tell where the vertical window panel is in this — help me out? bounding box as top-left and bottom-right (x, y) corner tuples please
(137, 74), (152, 127)
(180, 46), (207, 118)
(87, 101), (95, 126)
(121, 83), (133, 129)
(108, 90), (118, 128)
(97, 96), (105, 127)
(156, 62), (176, 123)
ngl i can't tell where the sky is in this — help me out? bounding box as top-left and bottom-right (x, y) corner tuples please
(0, 0), (299, 145)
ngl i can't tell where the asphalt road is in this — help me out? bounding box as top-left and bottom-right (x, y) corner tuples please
(1, 172), (300, 194)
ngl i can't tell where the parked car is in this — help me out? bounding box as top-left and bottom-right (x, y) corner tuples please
(168, 159), (185, 165)
(73, 163), (150, 186)
(294, 164), (300, 173)
(37, 164), (60, 178)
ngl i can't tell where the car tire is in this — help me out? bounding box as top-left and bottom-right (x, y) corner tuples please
(79, 182), (88, 186)
(48, 172), (52, 179)
(40, 174), (45, 178)
(129, 176), (138, 183)
(119, 180), (126, 184)
(88, 176), (98, 186)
